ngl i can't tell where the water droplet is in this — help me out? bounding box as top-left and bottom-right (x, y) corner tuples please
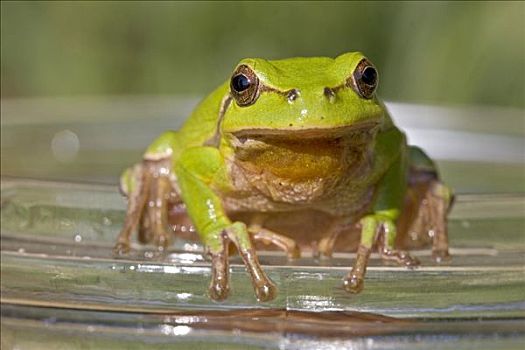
(176, 292), (192, 300)
(51, 129), (80, 163)
(165, 325), (191, 336)
(74, 234), (82, 243)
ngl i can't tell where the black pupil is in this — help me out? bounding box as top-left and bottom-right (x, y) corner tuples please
(232, 74), (251, 92)
(361, 67), (377, 85)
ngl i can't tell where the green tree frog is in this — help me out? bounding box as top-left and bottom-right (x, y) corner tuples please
(114, 52), (453, 302)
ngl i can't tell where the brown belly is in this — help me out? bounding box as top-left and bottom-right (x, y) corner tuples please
(229, 135), (372, 210)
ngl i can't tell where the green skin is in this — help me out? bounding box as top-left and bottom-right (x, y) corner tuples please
(116, 52), (452, 301)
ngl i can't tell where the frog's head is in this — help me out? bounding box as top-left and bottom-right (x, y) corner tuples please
(221, 52), (384, 137)
(220, 52), (386, 181)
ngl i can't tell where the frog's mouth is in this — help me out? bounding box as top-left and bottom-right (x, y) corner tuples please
(229, 121), (380, 181)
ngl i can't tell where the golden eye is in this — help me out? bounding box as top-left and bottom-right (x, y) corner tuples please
(230, 65), (260, 107)
(348, 58), (378, 99)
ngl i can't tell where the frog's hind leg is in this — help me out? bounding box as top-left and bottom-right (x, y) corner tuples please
(399, 178), (454, 261)
(398, 146), (454, 261)
(317, 218), (356, 258)
(248, 214), (301, 259)
(114, 163), (151, 255)
(114, 159), (179, 255)
(137, 213), (152, 244)
(142, 158), (175, 250)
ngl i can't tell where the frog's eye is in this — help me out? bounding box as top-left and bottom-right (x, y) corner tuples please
(230, 65), (260, 107)
(349, 59), (378, 99)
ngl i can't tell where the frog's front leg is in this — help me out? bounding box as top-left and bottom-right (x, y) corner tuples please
(343, 211), (420, 293)
(343, 153), (419, 294)
(175, 147), (276, 301)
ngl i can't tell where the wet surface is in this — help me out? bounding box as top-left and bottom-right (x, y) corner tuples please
(1, 179), (525, 349)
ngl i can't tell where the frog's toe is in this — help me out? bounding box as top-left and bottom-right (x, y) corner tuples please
(209, 279), (230, 301)
(153, 232), (171, 251)
(254, 280), (278, 302)
(381, 249), (420, 268)
(113, 241), (131, 256)
(404, 254), (421, 267)
(250, 226), (301, 260)
(343, 274), (364, 294)
(208, 250), (231, 301)
(289, 245), (302, 260)
(432, 248), (451, 263)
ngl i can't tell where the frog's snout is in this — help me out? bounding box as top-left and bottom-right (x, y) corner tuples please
(286, 89), (300, 103)
(286, 87), (337, 104)
(323, 87), (336, 102)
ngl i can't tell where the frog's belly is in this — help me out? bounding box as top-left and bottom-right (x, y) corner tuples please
(223, 144), (375, 217)
(221, 183), (374, 217)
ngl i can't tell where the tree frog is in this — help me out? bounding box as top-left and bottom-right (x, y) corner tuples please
(114, 52), (453, 302)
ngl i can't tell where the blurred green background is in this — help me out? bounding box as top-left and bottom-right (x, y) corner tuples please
(1, 1), (524, 107)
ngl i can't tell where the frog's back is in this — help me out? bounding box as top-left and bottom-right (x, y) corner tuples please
(163, 82), (230, 161)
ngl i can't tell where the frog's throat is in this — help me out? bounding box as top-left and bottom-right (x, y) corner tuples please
(229, 121), (378, 183)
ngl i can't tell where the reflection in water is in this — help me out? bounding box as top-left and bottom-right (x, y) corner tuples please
(160, 324), (192, 336)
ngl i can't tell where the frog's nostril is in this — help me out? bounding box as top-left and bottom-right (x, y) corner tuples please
(287, 89), (300, 103)
(324, 87), (336, 102)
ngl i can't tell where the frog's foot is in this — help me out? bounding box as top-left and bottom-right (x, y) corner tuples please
(318, 228), (343, 258)
(113, 158), (176, 256)
(249, 225), (301, 259)
(208, 238), (231, 301)
(377, 218), (420, 267)
(208, 222), (277, 302)
(429, 181), (454, 262)
(113, 163), (151, 256)
(407, 180), (453, 263)
(113, 240), (131, 256)
(137, 213), (152, 244)
(343, 213), (419, 294)
(343, 244), (371, 293)
(379, 247), (420, 267)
